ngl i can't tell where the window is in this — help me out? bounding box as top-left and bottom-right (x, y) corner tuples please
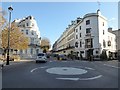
(26, 30), (28, 34)
(80, 26), (81, 30)
(108, 40), (111, 46)
(80, 33), (81, 37)
(75, 42), (78, 48)
(76, 29), (78, 32)
(31, 48), (33, 54)
(85, 39), (93, 48)
(32, 23), (34, 26)
(96, 51), (99, 54)
(86, 20), (90, 25)
(86, 28), (91, 33)
(23, 24), (25, 27)
(76, 35), (78, 39)
(30, 16), (32, 19)
(36, 49), (39, 54)
(80, 41), (82, 47)
(31, 31), (34, 35)
(26, 23), (29, 26)
(103, 30), (105, 35)
(31, 38), (34, 44)
(103, 22), (104, 26)
(103, 40), (106, 48)
(21, 30), (24, 32)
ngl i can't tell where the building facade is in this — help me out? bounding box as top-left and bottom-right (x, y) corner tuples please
(112, 29), (120, 59)
(13, 16), (42, 59)
(52, 18), (82, 55)
(53, 10), (117, 60)
(74, 10), (116, 59)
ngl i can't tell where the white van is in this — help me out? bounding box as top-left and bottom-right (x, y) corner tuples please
(36, 53), (47, 63)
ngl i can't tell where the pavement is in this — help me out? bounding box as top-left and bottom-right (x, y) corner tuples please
(2, 59), (34, 66)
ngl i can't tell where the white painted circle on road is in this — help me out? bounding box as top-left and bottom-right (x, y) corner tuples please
(46, 67), (87, 75)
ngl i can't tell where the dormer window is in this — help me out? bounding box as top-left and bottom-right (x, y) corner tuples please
(29, 16), (32, 19)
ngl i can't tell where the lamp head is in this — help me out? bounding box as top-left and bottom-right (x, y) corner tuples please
(8, 6), (13, 11)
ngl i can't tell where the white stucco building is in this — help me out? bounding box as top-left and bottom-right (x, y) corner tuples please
(53, 10), (117, 60)
(13, 15), (42, 59)
(74, 10), (116, 59)
(52, 18), (81, 55)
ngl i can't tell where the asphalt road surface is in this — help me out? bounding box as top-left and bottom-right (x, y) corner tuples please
(2, 59), (119, 89)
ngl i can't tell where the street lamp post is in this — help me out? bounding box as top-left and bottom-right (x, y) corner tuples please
(6, 6), (13, 65)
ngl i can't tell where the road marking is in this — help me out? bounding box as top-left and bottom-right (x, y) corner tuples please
(30, 66), (48, 72)
(73, 66), (95, 70)
(79, 75), (102, 80)
(56, 75), (102, 81)
(46, 67), (87, 75)
(104, 64), (120, 69)
(84, 67), (95, 70)
(31, 67), (39, 72)
(56, 78), (79, 81)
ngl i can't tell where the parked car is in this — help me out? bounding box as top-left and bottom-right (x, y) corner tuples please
(36, 53), (47, 63)
(57, 54), (67, 60)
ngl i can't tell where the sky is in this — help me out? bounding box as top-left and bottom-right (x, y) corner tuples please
(1, 2), (118, 48)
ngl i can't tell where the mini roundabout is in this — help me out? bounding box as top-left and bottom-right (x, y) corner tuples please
(30, 65), (103, 81)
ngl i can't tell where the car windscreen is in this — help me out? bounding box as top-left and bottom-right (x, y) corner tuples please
(37, 53), (45, 56)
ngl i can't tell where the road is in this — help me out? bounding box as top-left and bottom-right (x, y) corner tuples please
(2, 59), (119, 89)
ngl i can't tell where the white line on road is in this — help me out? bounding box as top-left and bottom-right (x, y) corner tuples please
(56, 78), (79, 81)
(84, 67), (95, 70)
(73, 66), (95, 70)
(56, 75), (102, 81)
(30, 66), (48, 72)
(30, 67), (40, 72)
(79, 75), (102, 80)
(104, 64), (120, 69)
